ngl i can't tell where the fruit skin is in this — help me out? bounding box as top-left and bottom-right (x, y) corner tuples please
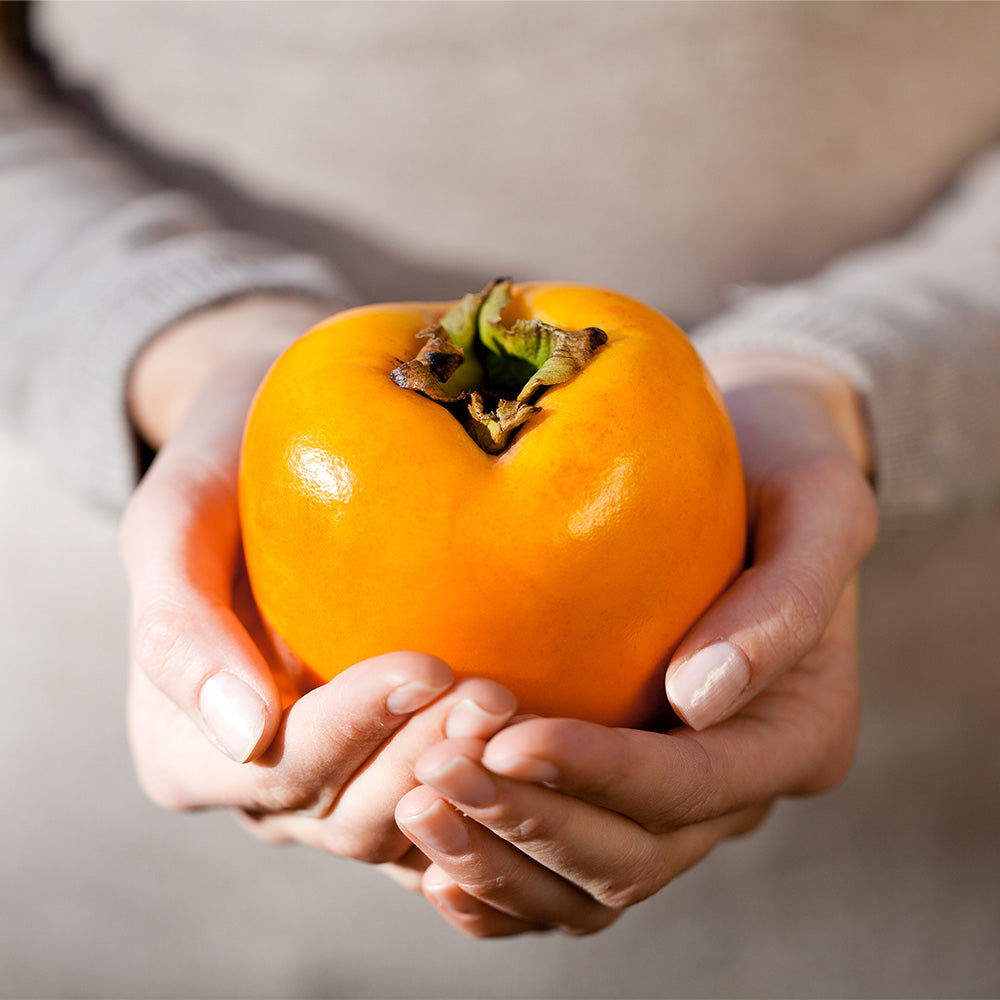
(239, 282), (746, 727)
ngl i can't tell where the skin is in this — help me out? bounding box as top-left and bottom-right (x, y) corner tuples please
(124, 294), (877, 936)
(123, 294), (518, 873)
(398, 356), (878, 936)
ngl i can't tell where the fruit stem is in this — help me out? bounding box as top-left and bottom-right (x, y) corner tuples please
(390, 279), (607, 453)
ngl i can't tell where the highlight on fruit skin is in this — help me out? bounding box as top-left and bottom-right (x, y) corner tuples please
(239, 279), (747, 728)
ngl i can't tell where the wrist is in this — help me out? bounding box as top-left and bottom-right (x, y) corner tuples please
(127, 293), (332, 449)
(707, 351), (874, 479)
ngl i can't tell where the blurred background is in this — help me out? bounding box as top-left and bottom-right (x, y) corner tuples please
(3, 428), (999, 998)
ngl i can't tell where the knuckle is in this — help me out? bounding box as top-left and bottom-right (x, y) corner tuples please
(644, 735), (716, 832)
(480, 805), (560, 848)
(313, 709), (389, 758)
(670, 743), (717, 827)
(793, 452), (861, 500)
(583, 727), (634, 799)
(260, 778), (329, 816)
(590, 870), (660, 911)
(131, 595), (196, 689)
(756, 561), (829, 667)
(455, 868), (511, 901)
(805, 453), (879, 556)
(587, 845), (665, 910)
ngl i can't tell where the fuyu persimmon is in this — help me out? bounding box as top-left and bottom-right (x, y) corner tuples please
(239, 280), (745, 727)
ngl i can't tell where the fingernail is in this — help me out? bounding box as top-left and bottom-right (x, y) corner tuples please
(423, 866), (454, 893)
(446, 698), (513, 739)
(416, 754), (497, 808)
(483, 754), (558, 785)
(199, 672), (267, 762)
(397, 799), (471, 855)
(423, 871), (477, 914)
(386, 679), (451, 715)
(666, 641), (751, 730)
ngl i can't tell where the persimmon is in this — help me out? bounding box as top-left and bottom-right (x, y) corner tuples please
(239, 280), (746, 727)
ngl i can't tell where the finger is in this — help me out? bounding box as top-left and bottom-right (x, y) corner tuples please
(405, 745), (769, 921)
(377, 845), (432, 892)
(128, 650), (453, 814)
(665, 453), (876, 730)
(240, 651), (457, 813)
(421, 865), (550, 939)
(482, 592), (859, 831)
(265, 677), (516, 863)
(120, 372), (283, 761)
(396, 783), (618, 935)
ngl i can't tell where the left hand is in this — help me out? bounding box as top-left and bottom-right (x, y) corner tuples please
(395, 357), (879, 937)
(122, 293), (518, 877)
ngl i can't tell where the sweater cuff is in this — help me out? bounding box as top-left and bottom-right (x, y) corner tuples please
(37, 230), (355, 512)
(692, 287), (991, 520)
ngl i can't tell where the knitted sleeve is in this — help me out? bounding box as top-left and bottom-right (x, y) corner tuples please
(693, 145), (1000, 521)
(0, 57), (354, 510)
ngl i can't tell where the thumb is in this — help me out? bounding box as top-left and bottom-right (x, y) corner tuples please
(665, 455), (877, 730)
(120, 368), (284, 762)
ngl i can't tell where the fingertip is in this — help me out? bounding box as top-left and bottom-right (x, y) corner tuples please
(396, 783), (443, 823)
(481, 752), (559, 784)
(413, 737), (487, 785)
(445, 679), (518, 739)
(351, 651), (453, 715)
(422, 862), (455, 895)
(376, 650), (455, 686)
(386, 678), (453, 715)
(480, 716), (577, 768)
(421, 869), (551, 938)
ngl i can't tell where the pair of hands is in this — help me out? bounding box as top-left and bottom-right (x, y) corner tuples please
(121, 294), (878, 938)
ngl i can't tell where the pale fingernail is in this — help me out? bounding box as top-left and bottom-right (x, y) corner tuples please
(483, 754), (558, 784)
(416, 754), (498, 808)
(199, 672), (267, 762)
(423, 869), (476, 914)
(446, 698), (513, 739)
(666, 641), (751, 730)
(386, 679), (451, 715)
(397, 799), (471, 855)
(423, 866), (455, 893)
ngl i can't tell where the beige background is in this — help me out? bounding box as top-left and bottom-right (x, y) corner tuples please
(2, 428), (999, 999)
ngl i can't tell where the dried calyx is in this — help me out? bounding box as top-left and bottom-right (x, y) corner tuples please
(390, 279), (607, 453)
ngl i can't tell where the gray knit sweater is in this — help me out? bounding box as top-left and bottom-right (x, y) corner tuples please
(3, 4), (1000, 518)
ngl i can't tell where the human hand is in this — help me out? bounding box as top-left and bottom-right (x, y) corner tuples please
(121, 295), (517, 871)
(395, 357), (879, 936)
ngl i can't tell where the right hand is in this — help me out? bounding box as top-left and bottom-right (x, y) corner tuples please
(120, 294), (517, 873)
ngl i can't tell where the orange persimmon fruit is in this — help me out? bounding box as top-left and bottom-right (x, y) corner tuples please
(239, 280), (746, 727)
